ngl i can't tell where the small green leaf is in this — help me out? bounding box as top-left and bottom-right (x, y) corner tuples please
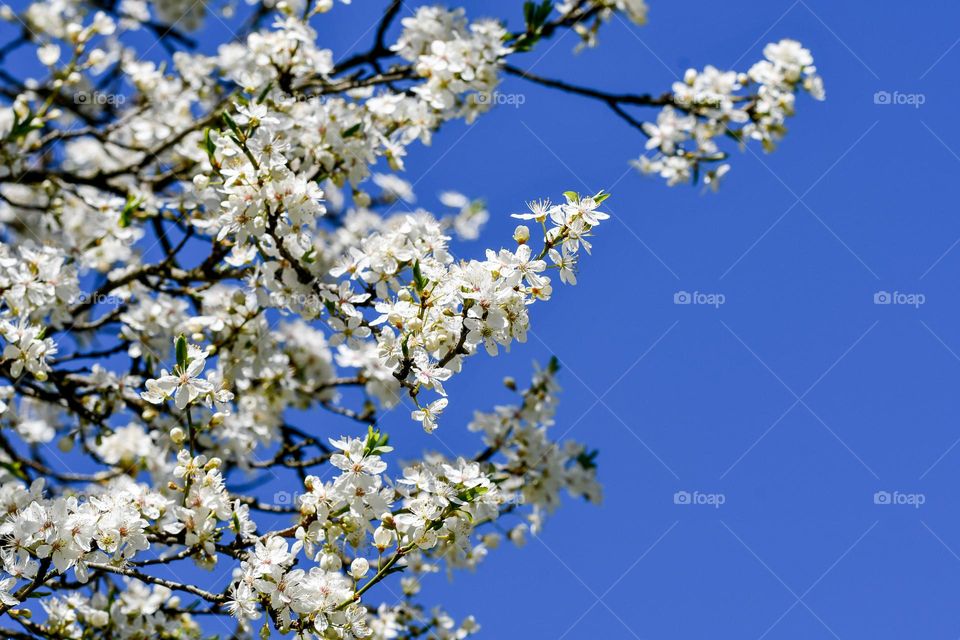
(203, 128), (216, 159)
(575, 448), (599, 470)
(412, 260), (428, 292)
(119, 195), (141, 228)
(256, 82), (274, 104)
(9, 110), (39, 139)
(221, 112), (241, 136)
(0, 460), (27, 481)
(175, 334), (189, 370)
(547, 355), (560, 374)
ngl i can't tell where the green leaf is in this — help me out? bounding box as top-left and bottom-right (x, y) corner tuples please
(523, 0), (552, 31)
(203, 128), (216, 159)
(256, 82), (274, 104)
(547, 355), (560, 374)
(119, 195), (141, 228)
(576, 448), (599, 470)
(342, 122), (363, 138)
(412, 260), (428, 292)
(592, 191), (611, 204)
(221, 112), (241, 136)
(534, 0), (553, 26)
(9, 110), (40, 140)
(0, 460), (26, 481)
(175, 334), (189, 370)
(363, 427), (392, 455)
(562, 190), (579, 202)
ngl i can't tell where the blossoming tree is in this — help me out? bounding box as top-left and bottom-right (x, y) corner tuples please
(0, 0), (823, 637)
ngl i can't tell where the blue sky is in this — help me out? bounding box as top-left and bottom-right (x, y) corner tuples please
(395, 1), (960, 637)
(7, 0), (960, 637)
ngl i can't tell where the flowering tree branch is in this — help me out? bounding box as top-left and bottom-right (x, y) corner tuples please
(0, 0), (822, 637)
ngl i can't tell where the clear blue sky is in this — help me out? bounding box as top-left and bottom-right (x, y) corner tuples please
(391, 1), (960, 637)
(9, 0), (960, 637)
(402, 2), (960, 636)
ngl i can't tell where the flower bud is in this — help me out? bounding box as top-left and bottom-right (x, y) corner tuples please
(354, 191), (371, 207)
(87, 49), (106, 67)
(170, 427), (186, 444)
(57, 435), (74, 453)
(66, 23), (83, 42)
(373, 526), (392, 549)
(401, 576), (420, 596)
(513, 225), (530, 244)
(319, 551), (341, 572)
(93, 12), (116, 35)
(349, 557), (370, 579)
(509, 524), (528, 547)
(89, 610), (109, 627)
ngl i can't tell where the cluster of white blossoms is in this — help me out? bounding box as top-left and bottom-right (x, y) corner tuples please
(224, 362), (598, 637)
(635, 39), (825, 188)
(0, 0), (819, 636)
(394, 7), (510, 119)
